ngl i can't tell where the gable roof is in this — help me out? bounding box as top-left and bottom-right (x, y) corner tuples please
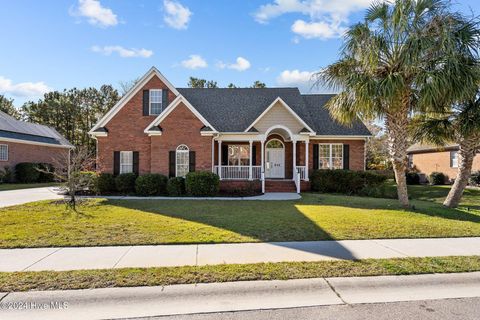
(245, 97), (315, 134)
(145, 95), (217, 135)
(0, 111), (73, 148)
(90, 67), (179, 134)
(177, 88), (370, 136)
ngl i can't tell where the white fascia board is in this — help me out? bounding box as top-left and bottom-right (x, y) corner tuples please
(90, 67), (180, 133)
(244, 97), (315, 134)
(0, 137), (74, 149)
(144, 95), (217, 134)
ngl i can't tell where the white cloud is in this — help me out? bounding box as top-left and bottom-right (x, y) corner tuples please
(254, 0), (372, 40)
(291, 19), (346, 39)
(163, 0), (192, 30)
(71, 0), (118, 27)
(91, 45), (153, 58)
(181, 55), (208, 69)
(0, 76), (51, 98)
(217, 57), (251, 72)
(277, 69), (316, 91)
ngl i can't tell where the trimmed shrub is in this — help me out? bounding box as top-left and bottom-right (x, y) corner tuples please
(429, 172), (446, 185)
(15, 162), (41, 183)
(135, 174), (168, 196)
(37, 163), (54, 182)
(310, 169), (387, 195)
(0, 166), (14, 183)
(185, 171), (220, 197)
(470, 171), (480, 187)
(167, 177), (185, 196)
(96, 173), (116, 194)
(406, 172), (420, 185)
(115, 173), (137, 194)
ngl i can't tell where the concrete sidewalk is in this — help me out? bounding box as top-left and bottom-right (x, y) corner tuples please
(2, 237), (480, 272)
(1, 272), (480, 319)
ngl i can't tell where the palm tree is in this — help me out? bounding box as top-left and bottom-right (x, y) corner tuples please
(318, 0), (479, 207)
(411, 96), (480, 207)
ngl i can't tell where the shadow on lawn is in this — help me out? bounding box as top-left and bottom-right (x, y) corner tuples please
(103, 198), (358, 260)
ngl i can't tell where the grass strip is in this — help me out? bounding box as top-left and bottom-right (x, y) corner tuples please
(1, 256), (479, 292)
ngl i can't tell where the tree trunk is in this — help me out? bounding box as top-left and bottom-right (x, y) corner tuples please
(385, 107), (410, 208)
(443, 137), (477, 208)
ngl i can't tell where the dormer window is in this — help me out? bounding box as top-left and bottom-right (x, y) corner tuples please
(150, 89), (163, 115)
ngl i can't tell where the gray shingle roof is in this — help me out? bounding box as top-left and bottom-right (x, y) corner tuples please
(177, 88), (370, 136)
(301, 94), (371, 136)
(0, 111), (73, 147)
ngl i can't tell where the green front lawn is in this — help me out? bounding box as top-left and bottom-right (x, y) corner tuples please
(0, 182), (60, 191)
(1, 256), (479, 292)
(1, 191), (479, 248)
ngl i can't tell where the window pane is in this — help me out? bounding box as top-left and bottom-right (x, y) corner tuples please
(451, 151), (458, 168)
(266, 140), (283, 148)
(0, 144), (7, 161)
(176, 145), (189, 177)
(150, 90), (163, 115)
(228, 145), (250, 166)
(319, 159), (329, 169)
(120, 151), (133, 174)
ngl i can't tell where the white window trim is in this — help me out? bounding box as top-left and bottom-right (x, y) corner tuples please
(119, 151), (133, 174)
(149, 89), (163, 115)
(319, 143), (343, 169)
(0, 144), (8, 161)
(176, 144), (190, 177)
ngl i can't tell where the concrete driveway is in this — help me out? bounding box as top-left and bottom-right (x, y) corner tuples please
(0, 187), (64, 208)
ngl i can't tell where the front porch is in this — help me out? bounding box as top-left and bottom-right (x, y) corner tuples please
(211, 126), (311, 193)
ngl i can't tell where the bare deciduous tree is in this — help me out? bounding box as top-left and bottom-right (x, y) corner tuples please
(44, 147), (95, 210)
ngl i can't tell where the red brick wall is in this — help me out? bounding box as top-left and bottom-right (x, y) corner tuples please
(411, 151), (480, 180)
(0, 141), (69, 171)
(150, 102), (213, 175)
(96, 75), (177, 174)
(308, 139), (365, 172)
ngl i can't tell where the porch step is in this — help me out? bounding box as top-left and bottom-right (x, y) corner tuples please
(265, 180), (296, 193)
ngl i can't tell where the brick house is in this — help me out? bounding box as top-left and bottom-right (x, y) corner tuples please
(90, 67), (371, 193)
(407, 143), (480, 182)
(0, 111), (73, 173)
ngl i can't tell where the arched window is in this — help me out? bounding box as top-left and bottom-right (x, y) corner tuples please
(266, 139), (284, 149)
(176, 144), (189, 177)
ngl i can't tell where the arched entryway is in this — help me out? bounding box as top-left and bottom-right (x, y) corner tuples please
(265, 138), (285, 178)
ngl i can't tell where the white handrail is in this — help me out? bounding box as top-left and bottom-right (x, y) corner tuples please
(213, 166), (261, 180)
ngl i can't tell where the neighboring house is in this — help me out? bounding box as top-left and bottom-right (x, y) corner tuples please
(89, 67), (371, 192)
(407, 143), (480, 182)
(0, 111), (73, 172)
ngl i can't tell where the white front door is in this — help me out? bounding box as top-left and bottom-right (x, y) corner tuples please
(266, 148), (285, 178)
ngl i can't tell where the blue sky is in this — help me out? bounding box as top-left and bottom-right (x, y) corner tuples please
(1, 0), (479, 106)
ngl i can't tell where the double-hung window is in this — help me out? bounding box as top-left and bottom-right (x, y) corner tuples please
(0, 144), (8, 161)
(150, 89), (163, 115)
(319, 144), (343, 169)
(176, 145), (189, 177)
(228, 145), (250, 166)
(450, 151), (459, 168)
(120, 151), (133, 174)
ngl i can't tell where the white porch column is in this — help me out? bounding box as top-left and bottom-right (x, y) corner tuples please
(260, 140), (265, 175)
(218, 140), (222, 180)
(292, 140), (297, 181)
(248, 140), (253, 180)
(305, 140), (309, 181)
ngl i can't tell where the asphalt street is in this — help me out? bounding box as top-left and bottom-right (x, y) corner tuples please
(144, 297), (480, 320)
